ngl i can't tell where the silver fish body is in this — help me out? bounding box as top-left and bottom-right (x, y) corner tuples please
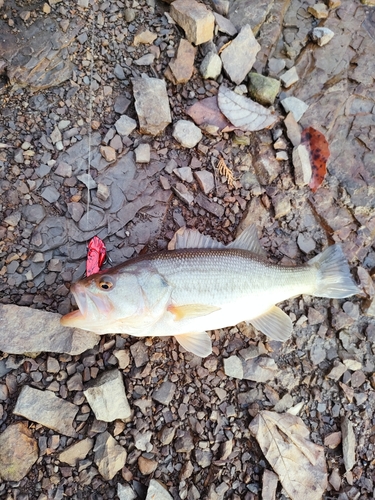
(61, 225), (360, 357)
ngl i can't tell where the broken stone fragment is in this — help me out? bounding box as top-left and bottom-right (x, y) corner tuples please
(84, 370), (131, 422)
(133, 28), (157, 46)
(0, 423), (38, 481)
(0, 304), (99, 355)
(281, 96), (309, 122)
(58, 438), (94, 466)
(132, 76), (172, 135)
(213, 12), (237, 36)
(292, 144), (311, 186)
(341, 417), (356, 471)
(284, 112), (301, 146)
(100, 145), (117, 162)
(194, 170), (215, 194)
(272, 193), (291, 219)
(135, 143), (151, 163)
(94, 431), (127, 480)
(308, 3), (329, 18)
(248, 72), (280, 106)
(146, 480), (173, 500)
(221, 25), (260, 85)
(311, 27), (335, 46)
(165, 38), (196, 84)
(280, 66), (299, 88)
(114, 115), (137, 136)
(229, 0), (273, 33)
(173, 119), (202, 148)
(200, 51), (222, 80)
(14, 386), (79, 437)
(170, 0), (215, 45)
(224, 356), (244, 379)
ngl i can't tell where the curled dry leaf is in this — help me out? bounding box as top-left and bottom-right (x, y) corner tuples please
(218, 85), (278, 131)
(301, 126), (330, 192)
(186, 96), (236, 133)
(249, 410), (327, 500)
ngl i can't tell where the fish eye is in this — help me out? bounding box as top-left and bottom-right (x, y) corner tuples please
(98, 276), (115, 291)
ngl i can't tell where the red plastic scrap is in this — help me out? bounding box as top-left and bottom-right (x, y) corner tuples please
(86, 236), (106, 276)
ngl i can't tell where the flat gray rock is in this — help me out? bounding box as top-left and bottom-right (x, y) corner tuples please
(0, 304), (99, 355)
(173, 119), (202, 148)
(114, 115), (137, 136)
(0, 422), (38, 482)
(94, 432), (127, 480)
(132, 76), (172, 136)
(146, 480), (173, 500)
(221, 25), (260, 85)
(84, 370), (131, 422)
(152, 381), (176, 405)
(229, 0), (273, 33)
(14, 386), (79, 437)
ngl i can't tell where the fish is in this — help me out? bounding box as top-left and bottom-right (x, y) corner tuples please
(60, 225), (360, 358)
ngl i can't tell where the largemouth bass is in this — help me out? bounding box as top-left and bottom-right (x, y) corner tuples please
(61, 225), (360, 357)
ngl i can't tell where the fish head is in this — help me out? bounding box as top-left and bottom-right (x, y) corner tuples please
(60, 269), (144, 332)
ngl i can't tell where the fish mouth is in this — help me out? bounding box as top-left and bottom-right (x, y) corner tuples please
(60, 282), (114, 328)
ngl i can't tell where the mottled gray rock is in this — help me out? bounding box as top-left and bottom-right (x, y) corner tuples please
(134, 430), (153, 452)
(248, 72), (280, 106)
(114, 95), (131, 114)
(174, 166), (194, 183)
(213, 12), (237, 35)
(134, 53), (155, 66)
(166, 38), (196, 85)
(280, 66), (299, 88)
(281, 96), (309, 122)
(195, 192), (225, 217)
(152, 381), (176, 405)
(194, 170), (215, 194)
(243, 356), (279, 382)
(118, 484), (137, 500)
(130, 340), (149, 367)
(170, 0), (215, 45)
(41, 185), (60, 203)
(84, 370), (131, 422)
(173, 120), (202, 148)
(14, 386), (79, 437)
(55, 161), (72, 177)
(229, 0), (274, 33)
(224, 356), (244, 379)
(292, 144), (311, 186)
(1, 17), (83, 90)
(175, 431), (194, 452)
(78, 208), (106, 232)
(58, 438), (94, 466)
(132, 76), (171, 135)
(114, 115), (137, 136)
(172, 183), (194, 205)
(94, 432), (127, 480)
(341, 417), (356, 471)
(195, 448), (213, 468)
(77, 173), (97, 189)
(254, 147), (281, 184)
(297, 233), (316, 253)
(221, 25), (260, 85)
(200, 52), (222, 80)
(0, 304), (99, 355)
(327, 361), (347, 381)
(0, 423), (38, 481)
(146, 480), (173, 500)
(114, 63), (126, 80)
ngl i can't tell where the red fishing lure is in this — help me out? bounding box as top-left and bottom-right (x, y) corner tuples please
(86, 236), (106, 276)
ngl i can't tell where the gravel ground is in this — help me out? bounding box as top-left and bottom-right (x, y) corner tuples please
(0, 0), (375, 499)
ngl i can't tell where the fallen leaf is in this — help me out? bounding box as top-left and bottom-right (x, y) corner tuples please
(249, 410), (327, 500)
(217, 85), (278, 131)
(86, 236), (106, 276)
(301, 127), (330, 192)
(186, 96), (236, 133)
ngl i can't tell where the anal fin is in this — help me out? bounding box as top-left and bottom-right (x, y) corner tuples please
(168, 303), (220, 321)
(250, 306), (293, 341)
(175, 332), (212, 357)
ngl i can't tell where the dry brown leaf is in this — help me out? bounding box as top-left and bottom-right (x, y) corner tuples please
(249, 410), (327, 500)
(186, 96), (236, 133)
(217, 157), (234, 188)
(218, 85), (278, 131)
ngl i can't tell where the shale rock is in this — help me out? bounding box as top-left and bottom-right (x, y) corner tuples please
(0, 423), (38, 481)
(94, 431), (127, 480)
(0, 304), (99, 355)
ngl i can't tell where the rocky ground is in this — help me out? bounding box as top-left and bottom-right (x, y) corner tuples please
(0, 0), (375, 498)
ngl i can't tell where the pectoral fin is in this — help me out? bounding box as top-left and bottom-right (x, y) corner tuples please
(168, 303), (220, 321)
(250, 306), (293, 341)
(175, 332), (212, 357)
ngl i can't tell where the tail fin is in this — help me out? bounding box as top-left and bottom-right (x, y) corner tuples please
(309, 245), (360, 299)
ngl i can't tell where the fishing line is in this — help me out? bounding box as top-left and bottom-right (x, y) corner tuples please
(86, 4), (95, 231)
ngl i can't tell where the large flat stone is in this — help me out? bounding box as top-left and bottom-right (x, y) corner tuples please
(0, 304), (99, 355)
(221, 25), (260, 84)
(132, 76), (171, 135)
(0, 423), (38, 481)
(14, 386), (79, 437)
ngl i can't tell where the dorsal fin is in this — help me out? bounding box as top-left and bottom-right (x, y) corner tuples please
(168, 227), (225, 250)
(228, 224), (267, 256)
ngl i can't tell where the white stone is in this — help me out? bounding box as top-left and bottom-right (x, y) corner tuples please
(135, 143), (151, 163)
(84, 370), (131, 422)
(224, 356), (244, 379)
(312, 27), (335, 46)
(280, 66), (299, 88)
(292, 144), (311, 186)
(200, 52), (222, 80)
(281, 96), (309, 122)
(118, 484), (137, 500)
(172, 119), (202, 148)
(146, 480), (173, 500)
(114, 115), (137, 136)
